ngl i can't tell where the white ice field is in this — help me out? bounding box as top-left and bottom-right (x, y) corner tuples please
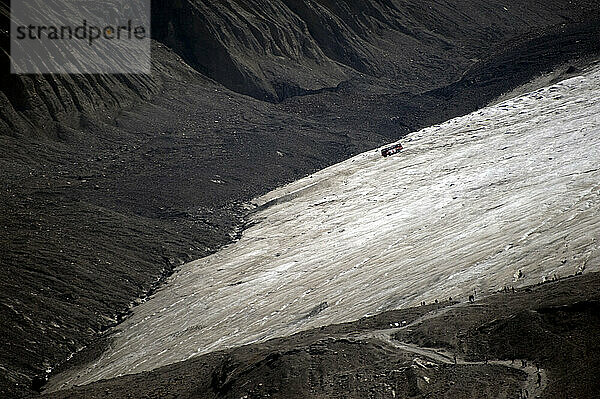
(49, 64), (600, 391)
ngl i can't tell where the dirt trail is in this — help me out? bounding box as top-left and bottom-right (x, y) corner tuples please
(355, 327), (548, 398)
(382, 301), (548, 396)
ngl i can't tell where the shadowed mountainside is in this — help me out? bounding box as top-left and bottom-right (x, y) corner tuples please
(151, 0), (596, 101)
(0, 1), (163, 139)
(2, 0), (598, 138)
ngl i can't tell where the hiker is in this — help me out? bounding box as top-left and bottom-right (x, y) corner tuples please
(468, 294), (475, 303)
(536, 372), (542, 387)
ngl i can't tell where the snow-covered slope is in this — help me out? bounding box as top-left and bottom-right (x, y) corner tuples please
(49, 65), (600, 390)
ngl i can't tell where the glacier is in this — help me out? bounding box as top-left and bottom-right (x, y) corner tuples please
(48, 64), (600, 391)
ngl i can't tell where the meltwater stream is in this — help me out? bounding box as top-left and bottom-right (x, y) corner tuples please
(49, 66), (600, 391)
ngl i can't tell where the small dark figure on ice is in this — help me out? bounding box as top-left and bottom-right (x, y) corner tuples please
(381, 143), (404, 157)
